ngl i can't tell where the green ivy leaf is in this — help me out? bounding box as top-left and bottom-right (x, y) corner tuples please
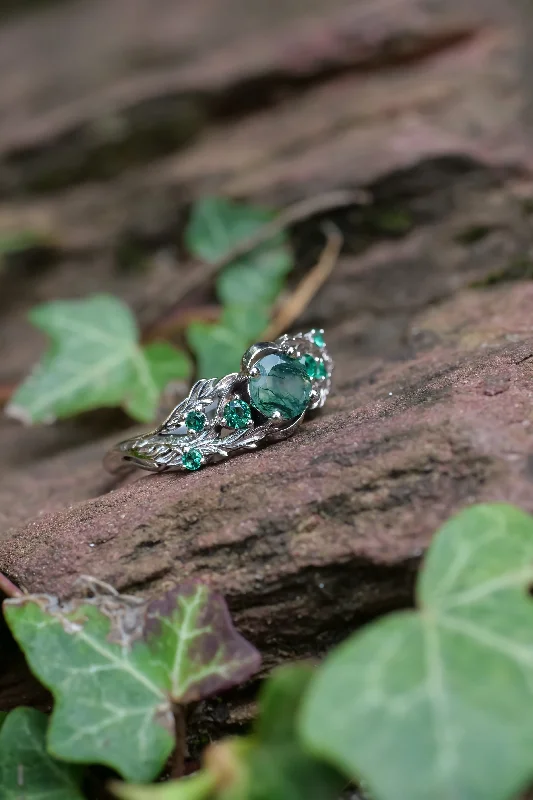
(216, 247), (292, 309)
(4, 581), (260, 783)
(233, 664), (346, 800)
(113, 665), (344, 800)
(185, 197), (274, 264)
(7, 295), (190, 424)
(184, 198), (293, 379)
(185, 196), (292, 311)
(186, 321), (246, 379)
(301, 503), (533, 800)
(186, 304), (271, 380)
(255, 663), (315, 744)
(124, 341), (191, 421)
(0, 708), (84, 799)
(220, 306), (269, 344)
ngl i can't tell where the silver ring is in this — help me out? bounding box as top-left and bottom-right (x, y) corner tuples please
(104, 329), (332, 474)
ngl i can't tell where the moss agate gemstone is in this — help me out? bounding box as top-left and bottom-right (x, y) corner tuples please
(248, 353), (312, 420)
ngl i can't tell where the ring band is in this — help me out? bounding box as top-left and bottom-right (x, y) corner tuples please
(104, 329), (332, 474)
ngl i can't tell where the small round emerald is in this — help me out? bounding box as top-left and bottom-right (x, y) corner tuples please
(316, 359), (328, 379)
(181, 449), (202, 471)
(299, 353), (318, 379)
(312, 331), (325, 348)
(185, 410), (206, 432)
(224, 398), (251, 429)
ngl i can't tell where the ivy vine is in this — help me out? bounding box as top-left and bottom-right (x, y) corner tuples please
(2, 503), (533, 799)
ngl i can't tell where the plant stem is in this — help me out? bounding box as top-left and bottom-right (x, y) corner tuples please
(170, 705), (187, 779)
(0, 571), (23, 599)
(0, 383), (15, 406)
(262, 222), (343, 341)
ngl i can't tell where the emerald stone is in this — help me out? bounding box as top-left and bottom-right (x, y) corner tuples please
(224, 398), (251, 429)
(312, 331), (325, 348)
(298, 353), (328, 381)
(299, 353), (318, 380)
(181, 449), (202, 471)
(248, 353), (312, 420)
(185, 410), (206, 432)
(316, 359), (328, 379)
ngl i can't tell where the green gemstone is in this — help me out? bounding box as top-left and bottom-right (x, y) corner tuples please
(299, 353), (318, 379)
(181, 449), (202, 471)
(312, 331), (325, 348)
(248, 353), (312, 420)
(224, 398), (251, 429)
(185, 410), (206, 432)
(316, 359), (328, 379)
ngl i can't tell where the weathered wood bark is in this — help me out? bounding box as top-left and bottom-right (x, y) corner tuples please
(1, 0), (533, 747)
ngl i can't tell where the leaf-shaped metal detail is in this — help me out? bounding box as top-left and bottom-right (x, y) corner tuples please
(159, 375), (240, 433)
(222, 422), (272, 451)
(147, 421), (272, 469)
(197, 422), (272, 457)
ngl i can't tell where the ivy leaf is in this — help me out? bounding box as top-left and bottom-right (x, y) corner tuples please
(185, 197), (275, 264)
(124, 341), (191, 421)
(216, 246), (293, 309)
(220, 306), (270, 344)
(185, 196), (292, 310)
(7, 295), (190, 424)
(113, 664), (344, 800)
(301, 503), (533, 800)
(187, 321), (246, 379)
(185, 198), (293, 378)
(4, 581), (260, 783)
(186, 303), (272, 380)
(255, 663), (315, 744)
(236, 664), (346, 800)
(0, 707), (84, 800)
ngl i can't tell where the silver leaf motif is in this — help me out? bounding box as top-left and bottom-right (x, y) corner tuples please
(159, 374), (240, 432)
(105, 330), (332, 473)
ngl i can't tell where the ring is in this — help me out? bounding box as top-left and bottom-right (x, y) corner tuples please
(104, 329), (332, 474)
